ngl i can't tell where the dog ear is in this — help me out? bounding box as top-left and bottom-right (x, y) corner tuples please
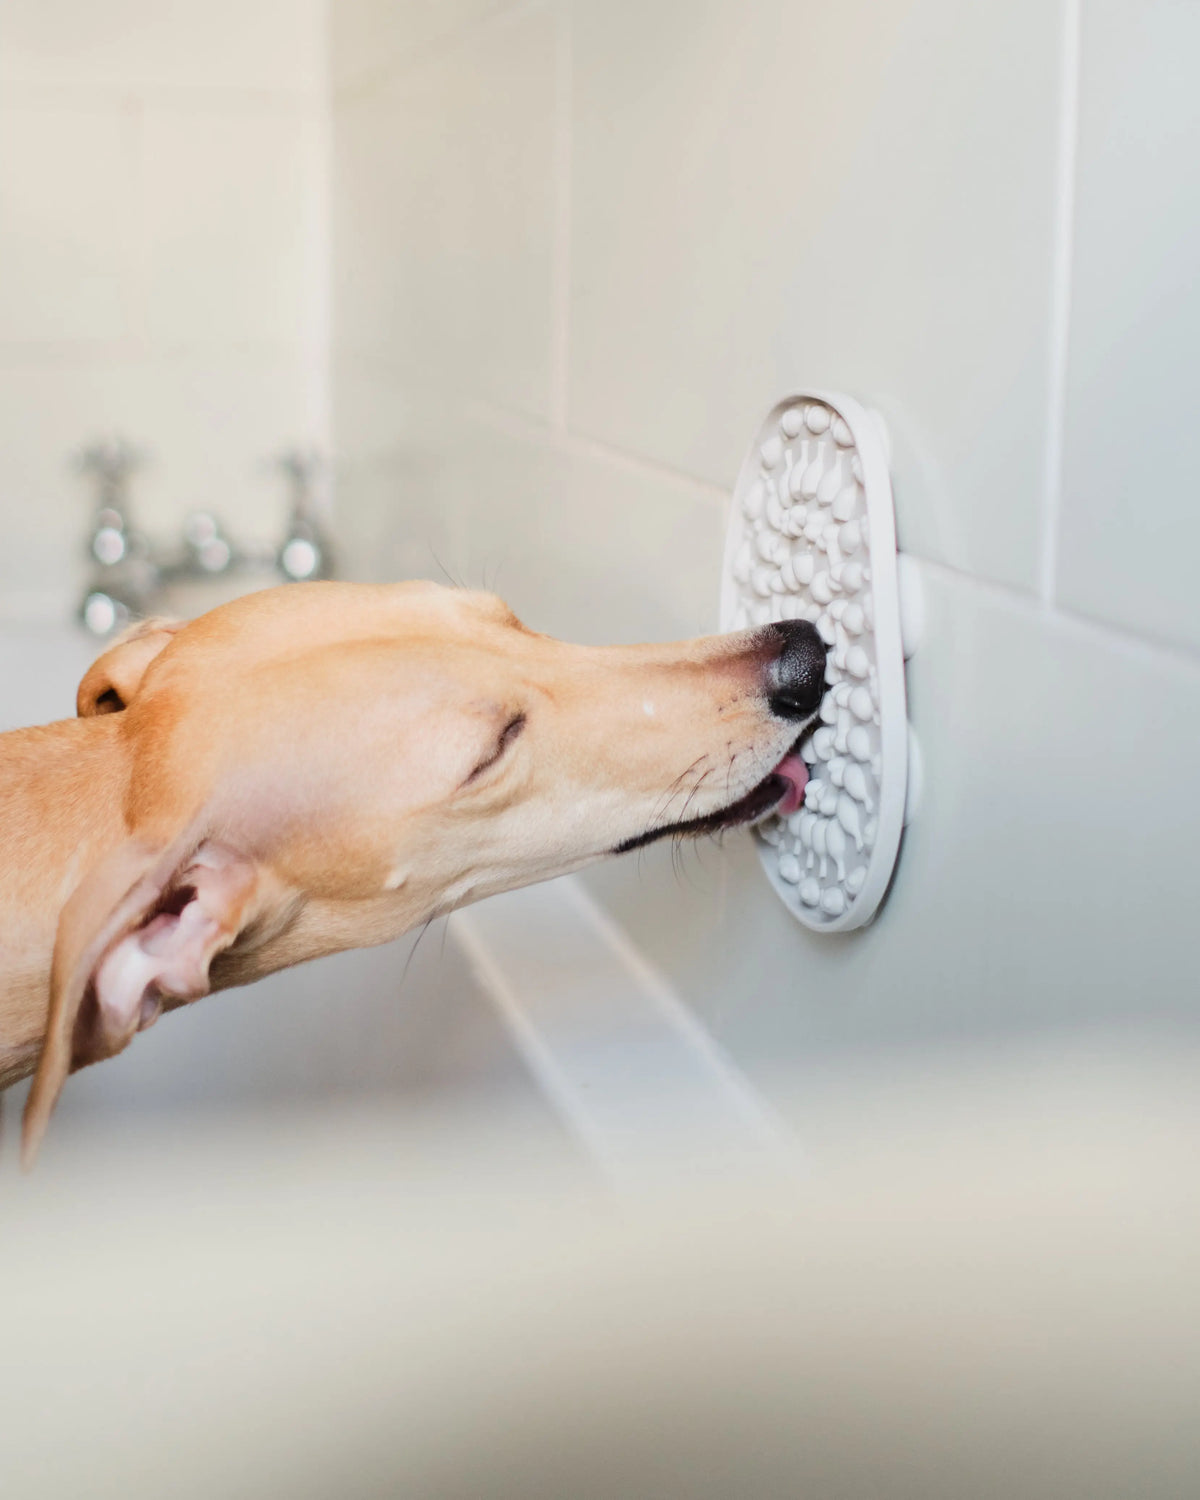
(76, 617), (184, 717)
(21, 828), (261, 1169)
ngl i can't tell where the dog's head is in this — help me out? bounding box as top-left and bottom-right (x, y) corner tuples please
(23, 582), (824, 1163)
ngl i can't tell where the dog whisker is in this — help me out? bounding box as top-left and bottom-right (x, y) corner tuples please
(427, 546), (467, 590)
(676, 766), (715, 827)
(399, 915), (438, 990)
(650, 754), (710, 829)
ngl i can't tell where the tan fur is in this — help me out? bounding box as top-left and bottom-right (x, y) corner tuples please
(1, 581), (802, 1163)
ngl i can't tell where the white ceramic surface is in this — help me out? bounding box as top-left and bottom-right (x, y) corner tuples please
(568, 0), (1062, 593)
(0, 0), (323, 92)
(1058, 0), (1200, 652)
(333, 4), (559, 421)
(0, 0), (329, 611)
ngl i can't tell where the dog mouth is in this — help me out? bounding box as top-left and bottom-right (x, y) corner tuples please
(613, 744), (808, 855)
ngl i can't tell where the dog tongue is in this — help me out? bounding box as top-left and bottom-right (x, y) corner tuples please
(774, 752), (809, 816)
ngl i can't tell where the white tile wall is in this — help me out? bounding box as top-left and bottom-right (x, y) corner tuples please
(0, 2), (330, 613)
(331, 391), (726, 645)
(329, 0), (1200, 1072)
(457, 416), (723, 647)
(332, 0), (506, 91)
(568, 0), (1064, 595)
(0, 101), (140, 344)
(331, 385), (471, 589)
(1058, 0), (1200, 654)
(369, 405), (725, 644)
(142, 104), (325, 349)
(334, 3), (558, 421)
(0, 0), (324, 94)
(584, 562), (1200, 1070)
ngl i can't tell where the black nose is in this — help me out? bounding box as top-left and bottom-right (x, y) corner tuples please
(766, 619), (827, 721)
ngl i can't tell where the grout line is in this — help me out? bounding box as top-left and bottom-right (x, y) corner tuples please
(337, 362), (1198, 671)
(466, 396), (731, 505)
(548, 1), (573, 432)
(916, 554), (1200, 679)
(1038, 0), (1083, 607)
(565, 426), (732, 507)
(472, 387), (1200, 669)
(451, 876), (793, 1182)
(0, 341), (323, 368)
(449, 911), (620, 1174)
(0, 81), (325, 115)
(556, 877), (788, 1149)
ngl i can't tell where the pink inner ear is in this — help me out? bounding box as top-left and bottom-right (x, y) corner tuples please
(90, 845), (255, 1049)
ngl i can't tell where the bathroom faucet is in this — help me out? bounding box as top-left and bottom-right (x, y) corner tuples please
(76, 438), (337, 635)
(77, 439), (160, 636)
(274, 448), (336, 583)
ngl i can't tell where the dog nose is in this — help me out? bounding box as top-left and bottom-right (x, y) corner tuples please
(766, 619), (827, 721)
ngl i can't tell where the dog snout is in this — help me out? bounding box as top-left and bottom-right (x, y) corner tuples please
(765, 619), (827, 722)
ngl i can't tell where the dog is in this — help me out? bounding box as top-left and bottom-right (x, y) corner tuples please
(0, 581), (825, 1165)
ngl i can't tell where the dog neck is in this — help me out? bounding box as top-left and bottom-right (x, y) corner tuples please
(0, 716), (129, 1087)
(0, 716), (441, 1092)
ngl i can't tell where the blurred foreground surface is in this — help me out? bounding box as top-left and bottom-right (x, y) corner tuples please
(2, 1030), (1198, 1499)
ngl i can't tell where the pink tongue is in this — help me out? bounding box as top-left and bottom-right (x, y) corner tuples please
(773, 752), (809, 817)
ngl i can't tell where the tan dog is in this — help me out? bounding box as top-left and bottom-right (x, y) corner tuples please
(0, 581), (825, 1165)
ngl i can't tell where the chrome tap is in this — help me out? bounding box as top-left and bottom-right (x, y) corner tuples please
(75, 437), (338, 635)
(179, 511), (235, 577)
(274, 448), (336, 583)
(77, 438), (159, 635)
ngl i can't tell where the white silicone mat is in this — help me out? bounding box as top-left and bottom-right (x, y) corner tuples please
(720, 393), (910, 932)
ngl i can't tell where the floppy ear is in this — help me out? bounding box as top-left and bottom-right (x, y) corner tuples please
(77, 617), (184, 717)
(21, 829), (260, 1169)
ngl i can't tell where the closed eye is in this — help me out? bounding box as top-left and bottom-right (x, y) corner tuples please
(465, 713), (526, 785)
